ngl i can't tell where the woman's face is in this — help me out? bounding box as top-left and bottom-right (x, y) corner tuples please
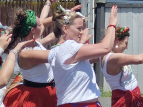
(66, 18), (84, 43)
(33, 17), (42, 39)
(118, 36), (129, 53)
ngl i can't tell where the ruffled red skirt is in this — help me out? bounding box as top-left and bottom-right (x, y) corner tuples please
(3, 84), (57, 107)
(112, 86), (143, 107)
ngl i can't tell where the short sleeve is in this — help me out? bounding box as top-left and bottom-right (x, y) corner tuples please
(48, 49), (53, 64)
(57, 40), (83, 64)
(0, 89), (4, 103)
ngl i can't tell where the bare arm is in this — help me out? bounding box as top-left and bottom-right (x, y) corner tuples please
(40, 0), (56, 35)
(108, 53), (143, 67)
(40, 0), (56, 21)
(39, 32), (58, 47)
(0, 52), (16, 88)
(40, 0), (52, 21)
(19, 50), (50, 70)
(41, 17), (53, 27)
(65, 5), (117, 64)
(89, 58), (99, 64)
(0, 40), (33, 88)
(101, 53), (143, 75)
(39, 0), (52, 36)
(40, 0), (56, 27)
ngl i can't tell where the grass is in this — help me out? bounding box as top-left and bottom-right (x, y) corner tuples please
(100, 89), (143, 97)
(100, 89), (112, 97)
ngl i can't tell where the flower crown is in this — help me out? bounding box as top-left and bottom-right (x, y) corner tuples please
(57, 2), (89, 24)
(118, 26), (130, 38)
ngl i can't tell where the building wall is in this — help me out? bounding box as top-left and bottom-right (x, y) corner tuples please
(104, 6), (143, 93)
(107, 0), (143, 3)
(79, 0), (95, 44)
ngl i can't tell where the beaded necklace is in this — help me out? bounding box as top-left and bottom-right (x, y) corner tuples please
(50, 44), (60, 49)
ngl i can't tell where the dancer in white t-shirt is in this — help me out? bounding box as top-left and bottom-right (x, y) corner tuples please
(19, 5), (118, 107)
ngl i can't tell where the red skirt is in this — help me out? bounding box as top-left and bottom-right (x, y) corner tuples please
(112, 86), (143, 107)
(3, 84), (57, 107)
(58, 101), (102, 107)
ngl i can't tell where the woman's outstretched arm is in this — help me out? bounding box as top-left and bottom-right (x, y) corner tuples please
(0, 39), (33, 88)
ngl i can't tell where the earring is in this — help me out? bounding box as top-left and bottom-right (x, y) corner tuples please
(115, 45), (118, 48)
(33, 35), (35, 44)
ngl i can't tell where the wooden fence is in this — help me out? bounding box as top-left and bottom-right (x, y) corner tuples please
(0, 0), (80, 48)
(0, 0), (79, 26)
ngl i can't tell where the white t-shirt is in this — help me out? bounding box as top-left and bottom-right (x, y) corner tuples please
(48, 40), (101, 106)
(0, 87), (6, 107)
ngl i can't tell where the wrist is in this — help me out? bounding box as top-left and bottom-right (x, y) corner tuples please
(45, 1), (51, 6)
(107, 25), (116, 29)
(10, 49), (18, 58)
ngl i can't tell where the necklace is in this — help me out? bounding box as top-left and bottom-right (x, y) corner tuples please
(50, 44), (60, 49)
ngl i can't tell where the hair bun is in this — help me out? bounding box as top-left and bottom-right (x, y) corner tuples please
(52, 10), (65, 22)
(14, 9), (27, 27)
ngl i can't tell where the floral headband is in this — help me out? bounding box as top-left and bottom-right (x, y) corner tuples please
(57, 3), (89, 24)
(118, 26), (130, 38)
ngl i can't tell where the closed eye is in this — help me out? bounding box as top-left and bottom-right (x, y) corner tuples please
(77, 27), (83, 31)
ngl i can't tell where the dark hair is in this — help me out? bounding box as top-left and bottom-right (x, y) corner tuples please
(6, 8), (37, 51)
(52, 10), (82, 38)
(115, 26), (130, 41)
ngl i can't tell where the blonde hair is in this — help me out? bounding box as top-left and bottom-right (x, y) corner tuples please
(52, 10), (82, 38)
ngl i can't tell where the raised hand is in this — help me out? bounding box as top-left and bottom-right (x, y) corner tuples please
(109, 5), (118, 26)
(71, 4), (82, 12)
(47, 0), (57, 4)
(14, 40), (33, 54)
(80, 28), (93, 44)
(0, 32), (12, 50)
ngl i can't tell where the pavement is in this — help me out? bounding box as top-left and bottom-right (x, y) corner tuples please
(99, 97), (111, 107)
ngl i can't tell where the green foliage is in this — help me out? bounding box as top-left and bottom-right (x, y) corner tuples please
(100, 89), (112, 98)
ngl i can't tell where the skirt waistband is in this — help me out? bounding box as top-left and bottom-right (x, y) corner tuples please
(23, 79), (55, 88)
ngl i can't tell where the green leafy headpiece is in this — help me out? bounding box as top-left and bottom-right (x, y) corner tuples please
(19, 9), (36, 38)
